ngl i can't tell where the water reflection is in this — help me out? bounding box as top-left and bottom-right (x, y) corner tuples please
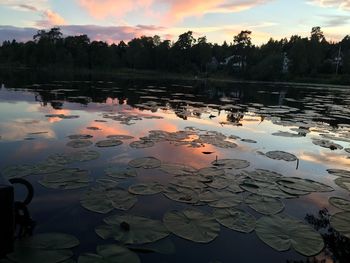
(0, 76), (350, 263)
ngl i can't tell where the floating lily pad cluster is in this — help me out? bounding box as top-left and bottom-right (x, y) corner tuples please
(3, 233), (79, 263)
(102, 112), (163, 126)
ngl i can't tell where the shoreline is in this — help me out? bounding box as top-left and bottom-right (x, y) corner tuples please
(1, 66), (350, 88)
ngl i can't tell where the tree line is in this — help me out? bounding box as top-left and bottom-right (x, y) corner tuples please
(0, 27), (349, 82)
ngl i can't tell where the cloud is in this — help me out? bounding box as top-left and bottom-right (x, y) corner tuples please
(0, 25), (163, 44)
(320, 14), (350, 26)
(0, 0), (66, 27)
(78, 0), (272, 23)
(36, 10), (67, 27)
(309, 0), (350, 11)
(78, 0), (153, 19)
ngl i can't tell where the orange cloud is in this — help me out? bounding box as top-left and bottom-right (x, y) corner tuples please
(78, 0), (271, 24)
(36, 9), (67, 27)
(79, 0), (153, 19)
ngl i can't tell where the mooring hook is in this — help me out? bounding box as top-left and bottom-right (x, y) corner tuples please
(8, 178), (34, 205)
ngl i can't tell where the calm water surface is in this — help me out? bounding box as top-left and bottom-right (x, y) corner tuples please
(1, 76), (350, 263)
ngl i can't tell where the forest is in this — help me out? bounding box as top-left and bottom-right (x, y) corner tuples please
(0, 27), (349, 83)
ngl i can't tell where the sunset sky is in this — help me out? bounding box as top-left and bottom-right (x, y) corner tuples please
(0, 0), (349, 45)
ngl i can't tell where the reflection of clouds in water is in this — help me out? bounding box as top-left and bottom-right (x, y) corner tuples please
(0, 119), (56, 141)
(299, 150), (350, 169)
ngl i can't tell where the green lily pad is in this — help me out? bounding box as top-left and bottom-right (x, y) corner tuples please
(96, 215), (169, 244)
(213, 208), (255, 233)
(66, 140), (93, 148)
(198, 167), (225, 178)
(170, 176), (207, 189)
(32, 163), (65, 175)
(129, 140), (155, 148)
(255, 214), (324, 256)
(163, 209), (220, 243)
(312, 139), (343, 150)
(327, 169), (350, 178)
(81, 186), (137, 214)
(39, 168), (92, 190)
(159, 163), (197, 176)
(78, 244), (140, 263)
(211, 159), (250, 169)
(128, 157), (161, 169)
(277, 177), (333, 192)
(245, 194), (284, 215)
(128, 182), (164, 195)
(105, 167), (137, 179)
(1, 164), (35, 179)
(329, 197), (350, 211)
(68, 134), (93, 140)
(95, 139), (123, 148)
(17, 233), (79, 250)
(7, 247), (73, 263)
(163, 185), (199, 204)
(47, 151), (100, 164)
(208, 193), (242, 208)
(240, 179), (294, 198)
(330, 211), (350, 238)
(265, 151), (297, 162)
(334, 177), (350, 192)
(245, 169), (282, 182)
(107, 135), (134, 140)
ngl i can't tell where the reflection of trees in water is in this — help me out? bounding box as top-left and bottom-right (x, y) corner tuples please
(227, 112), (244, 124)
(287, 209), (350, 263)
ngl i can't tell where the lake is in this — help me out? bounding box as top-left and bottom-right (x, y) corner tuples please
(0, 74), (350, 263)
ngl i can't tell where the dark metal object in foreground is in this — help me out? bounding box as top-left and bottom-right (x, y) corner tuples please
(0, 177), (14, 258)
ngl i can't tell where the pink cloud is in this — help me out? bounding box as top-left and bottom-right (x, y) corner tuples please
(78, 0), (272, 24)
(36, 10), (67, 27)
(79, 0), (154, 19)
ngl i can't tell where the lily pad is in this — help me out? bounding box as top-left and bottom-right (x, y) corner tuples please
(7, 247), (73, 263)
(78, 244), (140, 263)
(68, 134), (93, 140)
(96, 215), (169, 244)
(312, 139), (343, 150)
(128, 182), (164, 195)
(81, 186), (137, 214)
(159, 163), (197, 176)
(129, 140), (155, 149)
(163, 185), (199, 204)
(128, 157), (161, 169)
(246, 169), (282, 183)
(208, 193), (243, 208)
(255, 214), (324, 256)
(66, 140), (93, 148)
(163, 209), (220, 243)
(95, 139), (123, 148)
(245, 194), (284, 215)
(265, 151), (297, 162)
(240, 179), (294, 199)
(277, 177), (333, 192)
(211, 159), (250, 169)
(329, 197), (350, 211)
(327, 169), (350, 178)
(1, 164), (35, 179)
(107, 135), (134, 140)
(47, 151), (100, 164)
(39, 168), (92, 190)
(334, 177), (350, 192)
(213, 208), (255, 233)
(105, 167), (137, 179)
(32, 163), (65, 175)
(18, 233), (79, 249)
(330, 211), (350, 238)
